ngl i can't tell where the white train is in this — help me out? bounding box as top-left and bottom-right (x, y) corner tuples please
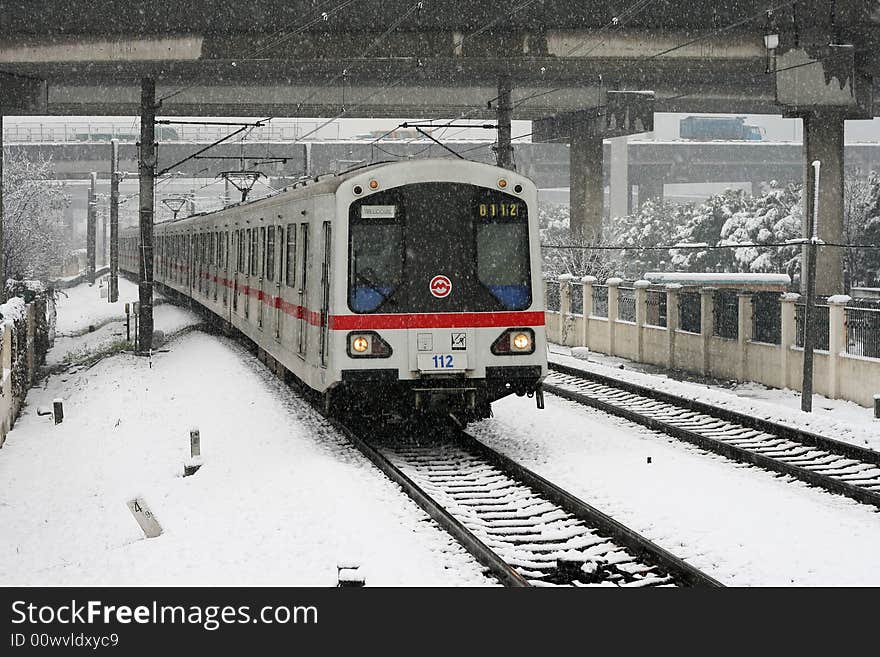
(121, 159), (547, 420)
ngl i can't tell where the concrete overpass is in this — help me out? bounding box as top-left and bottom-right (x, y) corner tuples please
(2, 0), (879, 294)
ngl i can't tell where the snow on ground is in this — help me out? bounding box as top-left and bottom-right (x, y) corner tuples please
(549, 344), (880, 453)
(475, 393), (880, 586)
(54, 275), (142, 335)
(46, 303), (202, 368)
(1, 283), (491, 586)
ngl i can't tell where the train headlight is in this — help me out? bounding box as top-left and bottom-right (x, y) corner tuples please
(491, 328), (536, 356)
(347, 331), (393, 358)
(512, 332), (532, 351)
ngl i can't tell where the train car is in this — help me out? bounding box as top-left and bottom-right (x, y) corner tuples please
(121, 159), (547, 421)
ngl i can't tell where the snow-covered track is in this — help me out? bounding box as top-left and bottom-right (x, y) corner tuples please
(545, 363), (880, 510)
(335, 420), (720, 587)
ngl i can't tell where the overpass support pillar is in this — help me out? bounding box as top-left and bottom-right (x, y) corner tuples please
(609, 136), (630, 219)
(532, 91), (655, 243)
(801, 111), (845, 296)
(496, 75), (514, 170)
(569, 133), (604, 243)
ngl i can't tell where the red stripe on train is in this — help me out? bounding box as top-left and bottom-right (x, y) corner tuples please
(328, 311), (545, 331)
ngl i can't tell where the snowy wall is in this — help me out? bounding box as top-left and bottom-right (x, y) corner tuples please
(0, 296), (50, 447)
(547, 279), (880, 408)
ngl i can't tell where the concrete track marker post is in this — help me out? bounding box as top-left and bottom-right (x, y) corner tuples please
(52, 399), (63, 424)
(126, 497), (162, 538)
(184, 427), (202, 476)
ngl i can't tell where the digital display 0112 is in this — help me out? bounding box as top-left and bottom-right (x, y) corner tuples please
(477, 201), (522, 219)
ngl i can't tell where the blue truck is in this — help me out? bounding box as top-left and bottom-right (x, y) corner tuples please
(680, 116), (764, 141)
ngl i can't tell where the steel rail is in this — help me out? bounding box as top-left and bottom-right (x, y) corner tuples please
(546, 362), (880, 509)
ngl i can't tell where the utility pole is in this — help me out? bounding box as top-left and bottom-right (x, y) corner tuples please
(109, 138), (120, 302)
(496, 75), (514, 170)
(137, 78), (157, 355)
(101, 198), (108, 266)
(801, 159), (821, 413)
(87, 172), (97, 284)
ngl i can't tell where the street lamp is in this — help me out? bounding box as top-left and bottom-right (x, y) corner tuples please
(764, 32), (779, 74)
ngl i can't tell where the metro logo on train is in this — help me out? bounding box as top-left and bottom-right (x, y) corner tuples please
(429, 275), (452, 299)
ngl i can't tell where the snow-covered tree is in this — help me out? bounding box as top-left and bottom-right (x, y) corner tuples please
(2, 151), (71, 281)
(539, 202), (617, 279)
(719, 182), (802, 278)
(669, 189), (753, 272)
(607, 199), (692, 278)
(843, 172), (880, 288)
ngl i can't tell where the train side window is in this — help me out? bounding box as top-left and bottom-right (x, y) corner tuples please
(245, 229), (252, 275)
(259, 227), (266, 278)
(286, 223), (297, 287)
(209, 232), (215, 265)
(300, 224), (309, 290)
(250, 229), (258, 276)
(277, 224), (285, 282)
(266, 226), (275, 282)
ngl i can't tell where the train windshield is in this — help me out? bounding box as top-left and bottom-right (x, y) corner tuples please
(348, 183), (531, 313)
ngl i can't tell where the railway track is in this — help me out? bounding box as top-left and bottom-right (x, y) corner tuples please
(333, 419), (721, 588)
(545, 361), (880, 510)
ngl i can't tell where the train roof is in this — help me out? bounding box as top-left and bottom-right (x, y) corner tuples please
(146, 158), (528, 231)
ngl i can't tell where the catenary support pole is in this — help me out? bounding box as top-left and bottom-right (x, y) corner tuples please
(801, 159), (821, 413)
(109, 139), (120, 302)
(137, 78), (156, 354)
(496, 75), (514, 170)
(87, 172), (97, 284)
(569, 132), (604, 243)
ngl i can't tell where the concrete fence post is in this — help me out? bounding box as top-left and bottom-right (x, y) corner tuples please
(606, 277), (622, 356)
(780, 293), (800, 390)
(666, 284), (681, 370)
(634, 280), (650, 362)
(737, 292), (753, 382)
(580, 275), (597, 348)
(827, 294), (850, 400)
(558, 274), (574, 346)
(700, 287), (716, 376)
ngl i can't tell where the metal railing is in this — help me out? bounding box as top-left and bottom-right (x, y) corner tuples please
(795, 303), (830, 351)
(712, 290), (738, 339)
(845, 306), (880, 358)
(571, 283), (584, 315)
(545, 279), (560, 312)
(645, 289), (667, 327)
(751, 292), (781, 345)
(617, 286), (636, 322)
(679, 292), (702, 333)
(592, 285), (608, 318)
(2, 121), (327, 144)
